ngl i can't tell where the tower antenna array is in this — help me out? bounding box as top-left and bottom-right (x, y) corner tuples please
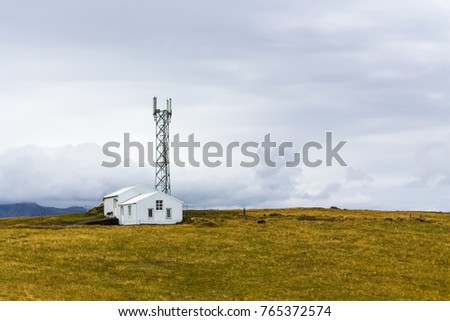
(153, 97), (172, 195)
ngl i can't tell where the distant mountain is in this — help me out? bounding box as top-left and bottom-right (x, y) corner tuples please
(0, 203), (86, 218)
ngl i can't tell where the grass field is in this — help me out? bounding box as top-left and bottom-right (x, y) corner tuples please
(0, 207), (449, 300)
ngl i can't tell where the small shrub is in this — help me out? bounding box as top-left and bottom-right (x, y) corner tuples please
(191, 217), (218, 227)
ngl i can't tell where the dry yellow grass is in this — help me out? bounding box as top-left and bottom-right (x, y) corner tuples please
(0, 207), (449, 300)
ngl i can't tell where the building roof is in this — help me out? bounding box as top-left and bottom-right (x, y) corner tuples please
(120, 192), (159, 205)
(120, 191), (184, 205)
(103, 184), (153, 199)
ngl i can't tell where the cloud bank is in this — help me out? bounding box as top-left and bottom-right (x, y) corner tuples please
(0, 0), (449, 210)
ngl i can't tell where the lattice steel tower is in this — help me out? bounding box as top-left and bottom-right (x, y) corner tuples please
(153, 97), (172, 195)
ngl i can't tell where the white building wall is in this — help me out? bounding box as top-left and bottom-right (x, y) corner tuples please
(120, 204), (138, 225)
(117, 192), (182, 225)
(135, 195), (183, 225)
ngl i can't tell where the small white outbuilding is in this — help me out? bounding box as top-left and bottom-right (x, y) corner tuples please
(103, 184), (183, 225)
(104, 184), (153, 218)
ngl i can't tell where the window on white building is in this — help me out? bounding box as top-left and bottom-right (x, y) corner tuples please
(148, 208), (153, 218)
(166, 208), (172, 219)
(156, 200), (163, 210)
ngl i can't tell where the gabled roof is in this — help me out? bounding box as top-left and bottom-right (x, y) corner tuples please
(120, 192), (159, 205)
(103, 184), (153, 199)
(120, 191), (184, 205)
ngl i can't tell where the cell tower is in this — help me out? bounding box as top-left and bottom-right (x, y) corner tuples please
(153, 97), (172, 195)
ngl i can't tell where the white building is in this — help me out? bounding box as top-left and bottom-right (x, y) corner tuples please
(103, 184), (183, 225)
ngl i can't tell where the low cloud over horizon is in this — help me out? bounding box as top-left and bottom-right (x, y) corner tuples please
(1, 0), (449, 211)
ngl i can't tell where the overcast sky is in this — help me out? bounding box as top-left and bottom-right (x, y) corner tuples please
(1, 0), (449, 210)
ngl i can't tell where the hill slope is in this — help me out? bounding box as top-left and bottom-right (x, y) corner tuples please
(0, 202), (86, 218)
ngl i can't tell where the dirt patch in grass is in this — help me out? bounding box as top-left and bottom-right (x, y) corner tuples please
(190, 217), (219, 227)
